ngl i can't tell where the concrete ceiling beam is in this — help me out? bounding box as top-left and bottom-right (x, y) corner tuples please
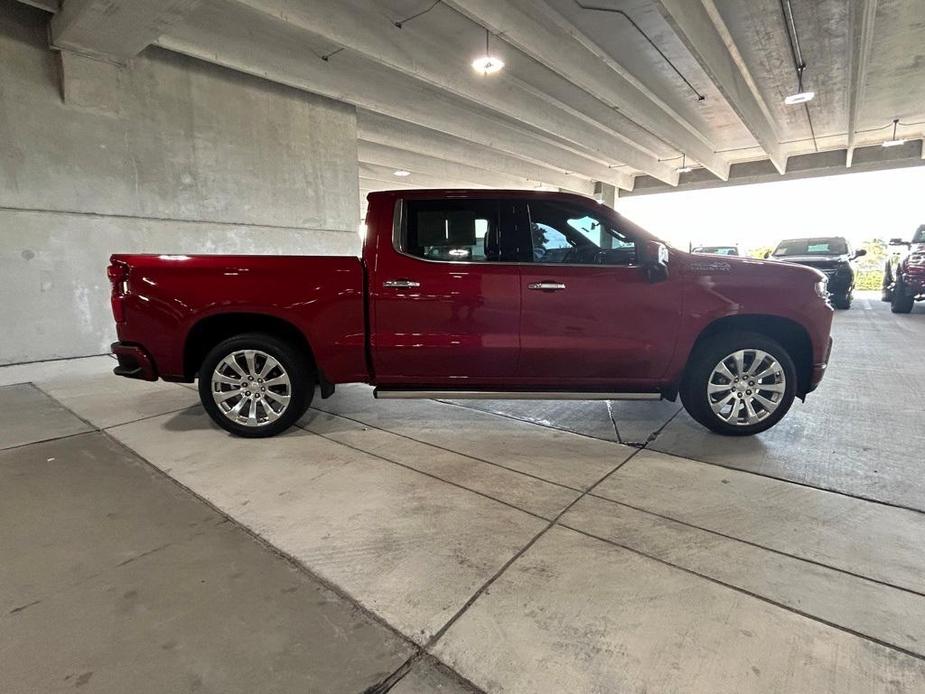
(157, 1), (633, 190)
(359, 141), (543, 191)
(358, 111), (603, 196)
(17, 0), (59, 12)
(442, 0), (726, 181)
(359, 177), (418, 192)
(359, 163), (492, 190)
(846, 0), (878, 168)
(50, 0), (201, 61)
(653, 0), (788, 175)
(627, 139), (925, 196)
(227, 0), (675, 184)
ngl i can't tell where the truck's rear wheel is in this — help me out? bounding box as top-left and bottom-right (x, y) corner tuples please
(198, 333), (314, 438)
(680, 332), (797, 436)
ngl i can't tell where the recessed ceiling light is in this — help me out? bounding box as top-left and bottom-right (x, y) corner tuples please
(393, 170), (411, 177)
(472, 56), (503, 74)
(784, 91), (815, 105)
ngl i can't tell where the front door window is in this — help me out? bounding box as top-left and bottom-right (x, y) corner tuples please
(527, 201), (637, 266)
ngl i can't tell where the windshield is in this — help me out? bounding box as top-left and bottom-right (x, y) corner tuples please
(913, 227), (925, 244)
(773, 238), (847, 257)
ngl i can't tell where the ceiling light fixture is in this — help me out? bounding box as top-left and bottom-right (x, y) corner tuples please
(472, 28), (503, 75)
(676, 154), (694, 174)
(784, 91), (815, 105)
(393, 0), (441, 29)
(393, 170), (411, 177)
(779, 0), (818, 150)
(882, 119), (906, 148)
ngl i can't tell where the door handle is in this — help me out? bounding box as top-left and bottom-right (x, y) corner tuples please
(383, 279), (420, 289)
(528, 281), (566, 291)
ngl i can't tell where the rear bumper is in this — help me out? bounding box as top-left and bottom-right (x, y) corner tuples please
(111, 342), (158, 381)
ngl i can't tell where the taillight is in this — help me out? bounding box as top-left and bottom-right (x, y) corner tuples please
(107, 262), (128, 284)
(108, 261), (129, 322)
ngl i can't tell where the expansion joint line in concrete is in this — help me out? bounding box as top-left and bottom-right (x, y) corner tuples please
(365, 447), (647, 693)
(435, 396), (925, 517)
(31, 384), (427, 692)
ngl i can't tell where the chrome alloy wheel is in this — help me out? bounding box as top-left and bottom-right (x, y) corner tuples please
(210, 349), (291, 427)
(707, 349), (786, 426)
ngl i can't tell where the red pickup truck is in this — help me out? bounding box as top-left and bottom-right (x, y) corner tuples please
(109, 190), (834, 438)
(882, 224), (925, 313)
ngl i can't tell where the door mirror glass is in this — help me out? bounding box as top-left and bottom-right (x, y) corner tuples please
(640, 239), (669, 282)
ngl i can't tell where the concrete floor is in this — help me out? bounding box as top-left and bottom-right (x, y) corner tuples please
(2, 294), (924, 693)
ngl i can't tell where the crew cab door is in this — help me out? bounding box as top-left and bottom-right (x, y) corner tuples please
(516, 199), (681, 388)
(368, 197), (525, 386)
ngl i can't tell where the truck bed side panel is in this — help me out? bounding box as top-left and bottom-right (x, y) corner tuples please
(111, 254), (367, 383)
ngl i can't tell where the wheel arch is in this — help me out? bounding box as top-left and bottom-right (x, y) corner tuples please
(686, 315), (814, 398)
(183, 312), (317, 381)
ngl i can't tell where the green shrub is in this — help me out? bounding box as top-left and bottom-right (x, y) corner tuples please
(854, 269), (883, 291)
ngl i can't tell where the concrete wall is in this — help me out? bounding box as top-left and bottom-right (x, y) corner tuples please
(0, 2), (360, 365)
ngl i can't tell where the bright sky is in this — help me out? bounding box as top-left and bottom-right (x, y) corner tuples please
(615, 165), (925, 252)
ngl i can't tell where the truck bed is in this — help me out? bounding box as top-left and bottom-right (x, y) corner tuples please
(110, 254), (368, 383)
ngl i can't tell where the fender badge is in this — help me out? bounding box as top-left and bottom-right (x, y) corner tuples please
(690, 261), (732, 273)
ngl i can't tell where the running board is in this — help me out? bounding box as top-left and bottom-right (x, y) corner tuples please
(373, 389), (661, 401)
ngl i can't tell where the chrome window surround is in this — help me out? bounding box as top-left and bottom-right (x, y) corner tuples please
(391, 198), (642, 269)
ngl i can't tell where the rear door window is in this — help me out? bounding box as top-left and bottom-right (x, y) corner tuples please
(401, 199), (525, 262)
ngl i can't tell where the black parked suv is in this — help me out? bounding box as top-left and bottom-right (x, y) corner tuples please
(768, 237), (866, 309)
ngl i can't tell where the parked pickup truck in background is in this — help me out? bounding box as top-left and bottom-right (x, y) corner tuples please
(109, 190), (834, 438)
(883, 224), (925, 313)
(767, 236), (866, 310)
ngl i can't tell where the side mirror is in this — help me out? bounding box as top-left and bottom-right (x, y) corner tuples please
(889, 237), (909, 246)
(763, 250), (772, 259)
(640, 239), (669, 282)
(853, 248), (867, 259)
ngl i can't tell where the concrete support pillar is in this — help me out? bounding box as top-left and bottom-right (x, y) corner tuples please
(594, 181), (616, 207)
(58, 49), (122, 115)
(51, 0), (201, 62)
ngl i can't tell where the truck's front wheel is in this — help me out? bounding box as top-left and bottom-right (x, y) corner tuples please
(680, 332), (797, 436)
(198, 333), (314, 437)
(890, 278), (915, 313)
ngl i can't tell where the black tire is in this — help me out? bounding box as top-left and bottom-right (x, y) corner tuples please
(881, 262), (894, 302)
(831, 291), (852, 310)
(198, 333), (314, 438)
(680, 331), (797, 436)
(890, 278), (914, 314)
